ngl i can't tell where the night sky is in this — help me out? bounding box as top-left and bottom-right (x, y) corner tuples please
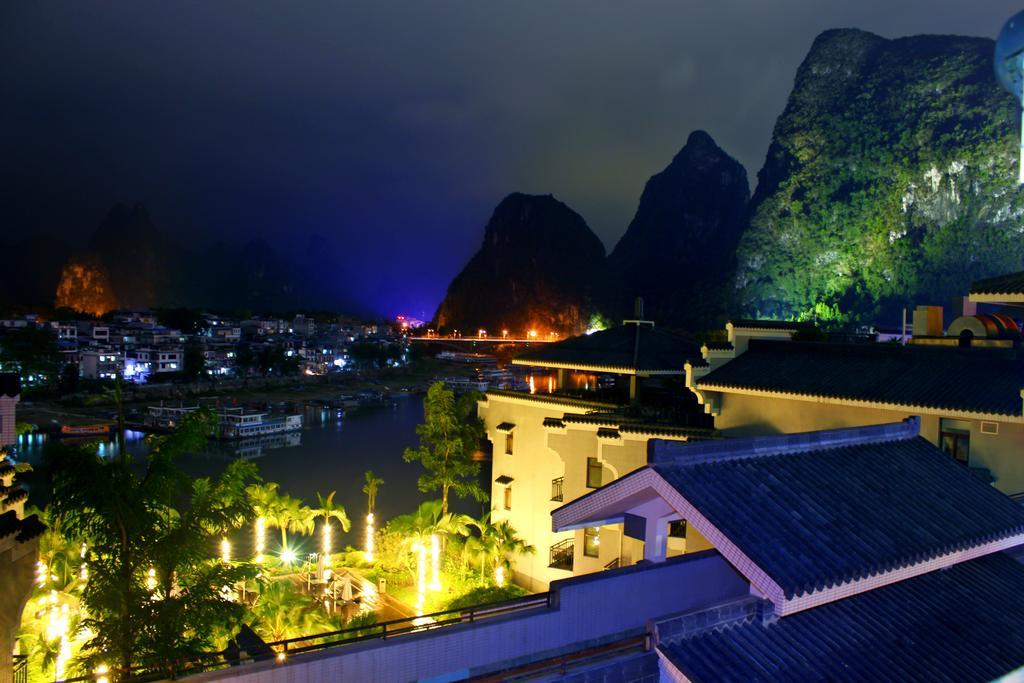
(2, 1), (1019, 318)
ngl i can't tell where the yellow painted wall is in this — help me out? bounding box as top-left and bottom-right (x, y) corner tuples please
(714, 393), (1024, 495)
(479, 393), (695, 589)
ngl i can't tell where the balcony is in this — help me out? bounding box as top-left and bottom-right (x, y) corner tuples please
(549, 538), (574, 571)
(551, 477), (564, 502)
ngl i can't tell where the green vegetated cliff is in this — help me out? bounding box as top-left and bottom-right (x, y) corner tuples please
(736, 29), (1024, 325)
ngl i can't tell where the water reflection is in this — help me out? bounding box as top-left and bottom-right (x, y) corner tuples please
(16, 395), (491, 539)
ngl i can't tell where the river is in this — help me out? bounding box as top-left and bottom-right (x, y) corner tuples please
(15, 394), (493, 550)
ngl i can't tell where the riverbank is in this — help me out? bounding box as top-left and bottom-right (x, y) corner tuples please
(16, 358), (481, 431)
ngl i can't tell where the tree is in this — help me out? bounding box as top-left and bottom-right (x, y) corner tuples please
(314, 491), (351, 545)
(248, 580), (334, 642)
(182, 337), (207, 382)
(235, 344), (255, 377)
(461, 513), (534, 584)
(58, 363), (80, 396)
(270, 495), (315, 550)
(46, 410), (260, 676)
(0, 326), (61, 385)
(403, 382), (486, 516)
(155, 308), (205, 335)
(362, 471), (384, 515)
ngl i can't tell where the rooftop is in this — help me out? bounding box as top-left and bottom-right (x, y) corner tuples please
(696, 339), (1024, 417)
(651, 419), (1024, 601)
(660, 552), (1024, 683)
(554, 420), (1024, 615)
(970, 269), (1024, 298)
(512, 323), (700, 375)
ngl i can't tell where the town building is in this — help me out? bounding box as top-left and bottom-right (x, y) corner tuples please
(79, 349), (123, 380)
(688, 312), (1024, 495)
(480, 319), (713, 590)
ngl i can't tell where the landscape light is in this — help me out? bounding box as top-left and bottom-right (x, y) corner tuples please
(495, 565), (506, 588)
(221, 537), (232, 563)
(280, 548), (297, 565)
(365, 513), (375, 561)
(255, 517), (266, 563)
(322, 522), (332, 566)
(95, 663), (110, 683)
(414, 541), (426, 615)
(146, 567), (157, 591)
(430, 534), (441, 591)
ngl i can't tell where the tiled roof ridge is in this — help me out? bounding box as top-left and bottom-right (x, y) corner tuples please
(483, 389), (618, 410)
(651, 418), (919, 467)
(728, 319), (814, 331)
(741, 337), (1019, 359)
(559, 413), (712, 437)
(971, 269), (1024, 294)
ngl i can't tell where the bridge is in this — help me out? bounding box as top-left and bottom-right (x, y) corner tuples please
(409, 335), (557, 345)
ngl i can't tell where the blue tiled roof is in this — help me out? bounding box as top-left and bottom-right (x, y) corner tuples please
(971, 269), (1024, 295)
(652, 427), (1024, 599)
(660, 553), (1024, 683)
(513, 324), (700, 372)
(697, 339), (1024, 416)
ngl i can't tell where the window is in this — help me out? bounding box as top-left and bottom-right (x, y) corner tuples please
(940, 418), (970, 465)
(503, 485), (512, 511)
(583, 527), (600, 557)
(505, 432), (513, 455)
(586, 457), (602, 488)
(668, 520), (687, 538)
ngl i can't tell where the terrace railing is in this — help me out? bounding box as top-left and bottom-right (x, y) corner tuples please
(13, 654), (28, 683)
(58, 592), (553, 682)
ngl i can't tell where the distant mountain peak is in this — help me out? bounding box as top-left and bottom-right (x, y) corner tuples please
(608, 130), (750, 328)
(434, 193), (606, 335)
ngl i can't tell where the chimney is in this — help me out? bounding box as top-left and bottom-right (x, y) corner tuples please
(911, 305), (943, 337)
(949, 296), (977, 319)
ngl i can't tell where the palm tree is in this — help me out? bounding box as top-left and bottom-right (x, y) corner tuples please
(490, 520), (534, 576)
(362, 471), (384, 515)
(274, 495), (315, 550)
(314, 490), (351, 560)
(247, 482), (285, 555)
(460, 513), (533, 583)
(247, 482), (281, 519)
(249, 580), (334, 642)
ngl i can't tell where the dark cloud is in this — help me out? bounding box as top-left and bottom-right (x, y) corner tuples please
(2, 1), (1019, 316)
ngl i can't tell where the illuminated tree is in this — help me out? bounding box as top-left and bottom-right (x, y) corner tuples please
(403, 382), (486, 516)
(270, 495), (315, 550)
(362, 470), (384, 515)
(46, 410), (259, 676)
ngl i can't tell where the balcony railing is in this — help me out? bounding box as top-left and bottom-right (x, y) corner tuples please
(551, 477), (564, 502)
(549, 538), (574, 571)
(14, 654), (27, 683)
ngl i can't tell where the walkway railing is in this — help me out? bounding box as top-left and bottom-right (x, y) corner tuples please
(59, 592), (552, 682)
